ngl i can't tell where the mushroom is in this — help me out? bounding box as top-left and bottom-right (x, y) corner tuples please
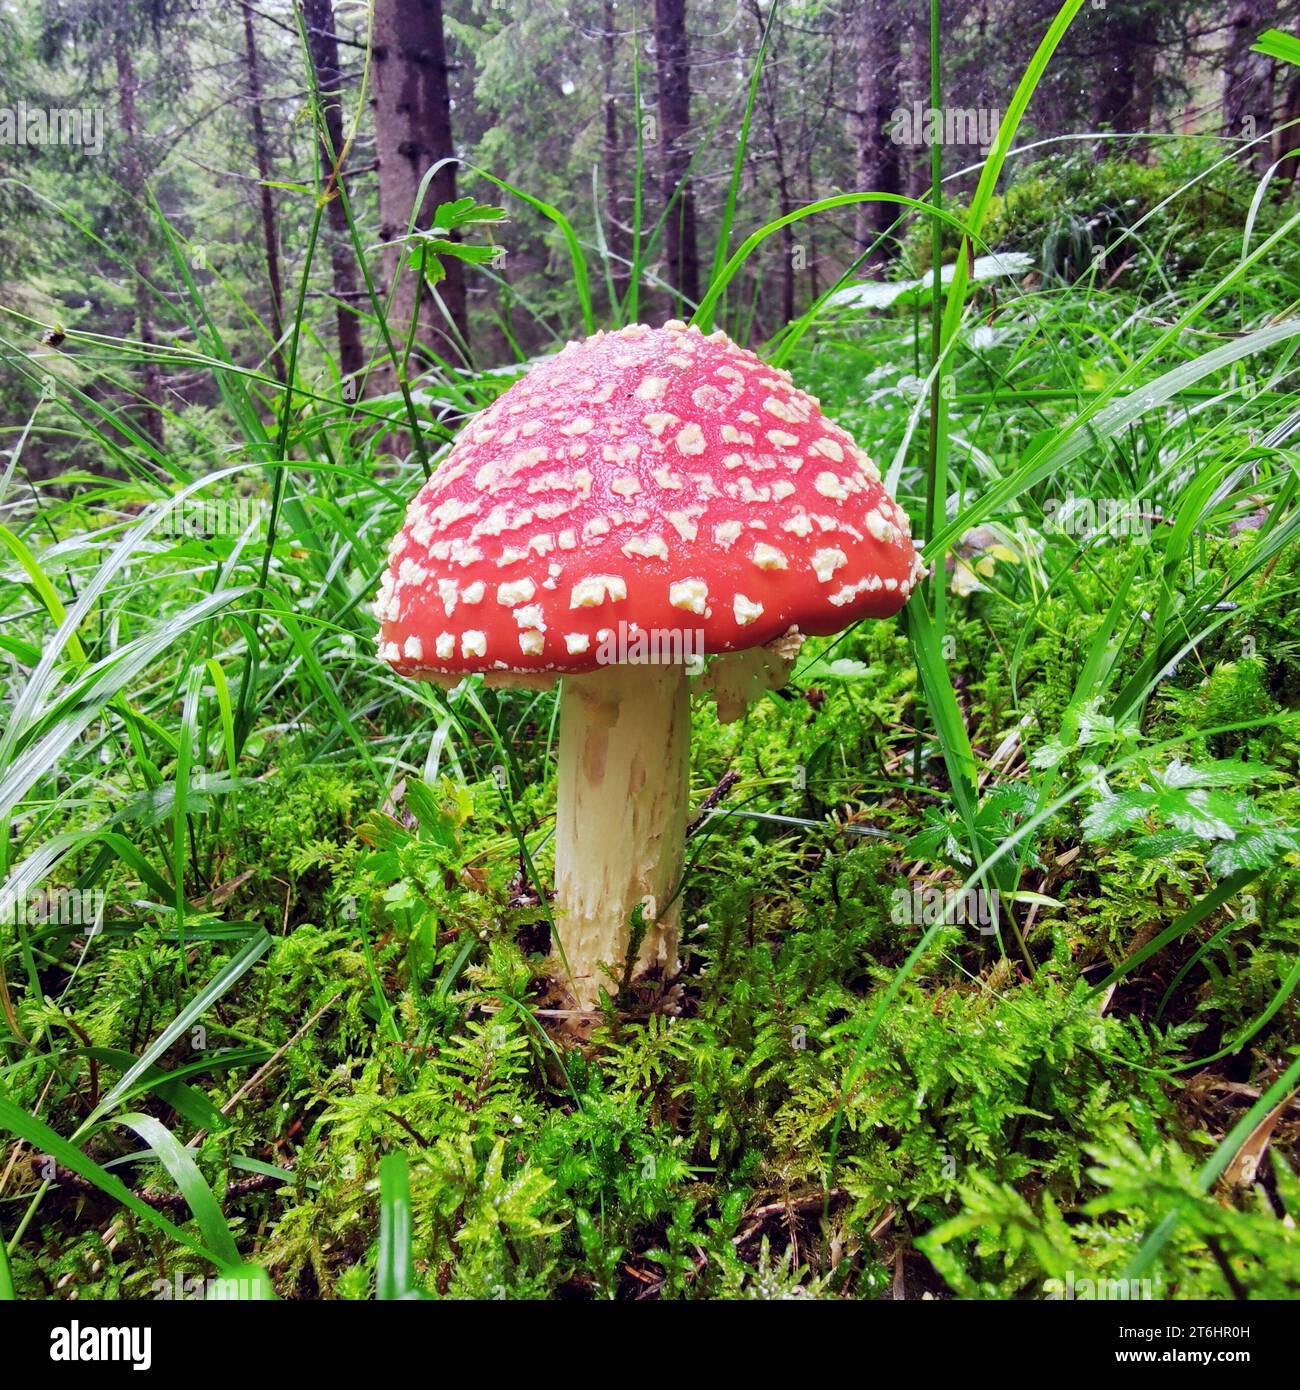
(375, 320), (922, 1008)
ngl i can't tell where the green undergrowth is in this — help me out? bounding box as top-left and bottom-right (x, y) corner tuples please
(6, 521), (1298, 1299)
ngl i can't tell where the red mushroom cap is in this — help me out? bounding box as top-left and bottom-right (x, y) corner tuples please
(375, 321), (922, 677)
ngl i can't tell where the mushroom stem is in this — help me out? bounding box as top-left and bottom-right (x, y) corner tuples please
(553, 662), (689, 1009)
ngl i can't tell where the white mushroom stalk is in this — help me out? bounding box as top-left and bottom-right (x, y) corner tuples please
(554, 663), (689, 1007)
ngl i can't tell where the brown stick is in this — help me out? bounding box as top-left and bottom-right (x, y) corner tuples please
(685, 769), (741, 839)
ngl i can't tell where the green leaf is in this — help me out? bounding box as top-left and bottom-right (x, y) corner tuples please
(430, 197), (507, 230)
(403, 778), (463, 848)
(903, 601), (977, 821)
(0, 1097), (231, 1268)
(405, 238), (500, 276)
(113, 1112), (241, 1269)
(1251, 28), (1300, 66)
(73, 1048), (232, 1132)
(1155, 758), (1276, 790)
(1161, 789), (1250, 840)
(1130, 830), (1200, 861)
(377, 1153), (430, 1300)
(1207, 827), (1300, 876)
(1083, 792), (1154, 840)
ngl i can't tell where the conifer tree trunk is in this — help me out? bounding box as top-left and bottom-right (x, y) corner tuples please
(905, 4), (930, 201)
(242, 5), (287, 382)
(1223, 0), (1276, 174)
(603, 0), (631, 306)
(853, 0), (901, 270)
(304, 0), (365, 381)
(372, 0), (467, 375)
(1091, 4), (1157, 162)
(653, 0), (699, 311)
(113, 37), (165, 447)
(1277, 70), (1300, 188)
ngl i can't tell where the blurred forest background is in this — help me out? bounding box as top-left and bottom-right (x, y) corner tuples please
(3, 0), (1300, 475)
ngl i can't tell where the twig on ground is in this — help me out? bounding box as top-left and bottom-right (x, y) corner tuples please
(686, 768), (741, 838)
